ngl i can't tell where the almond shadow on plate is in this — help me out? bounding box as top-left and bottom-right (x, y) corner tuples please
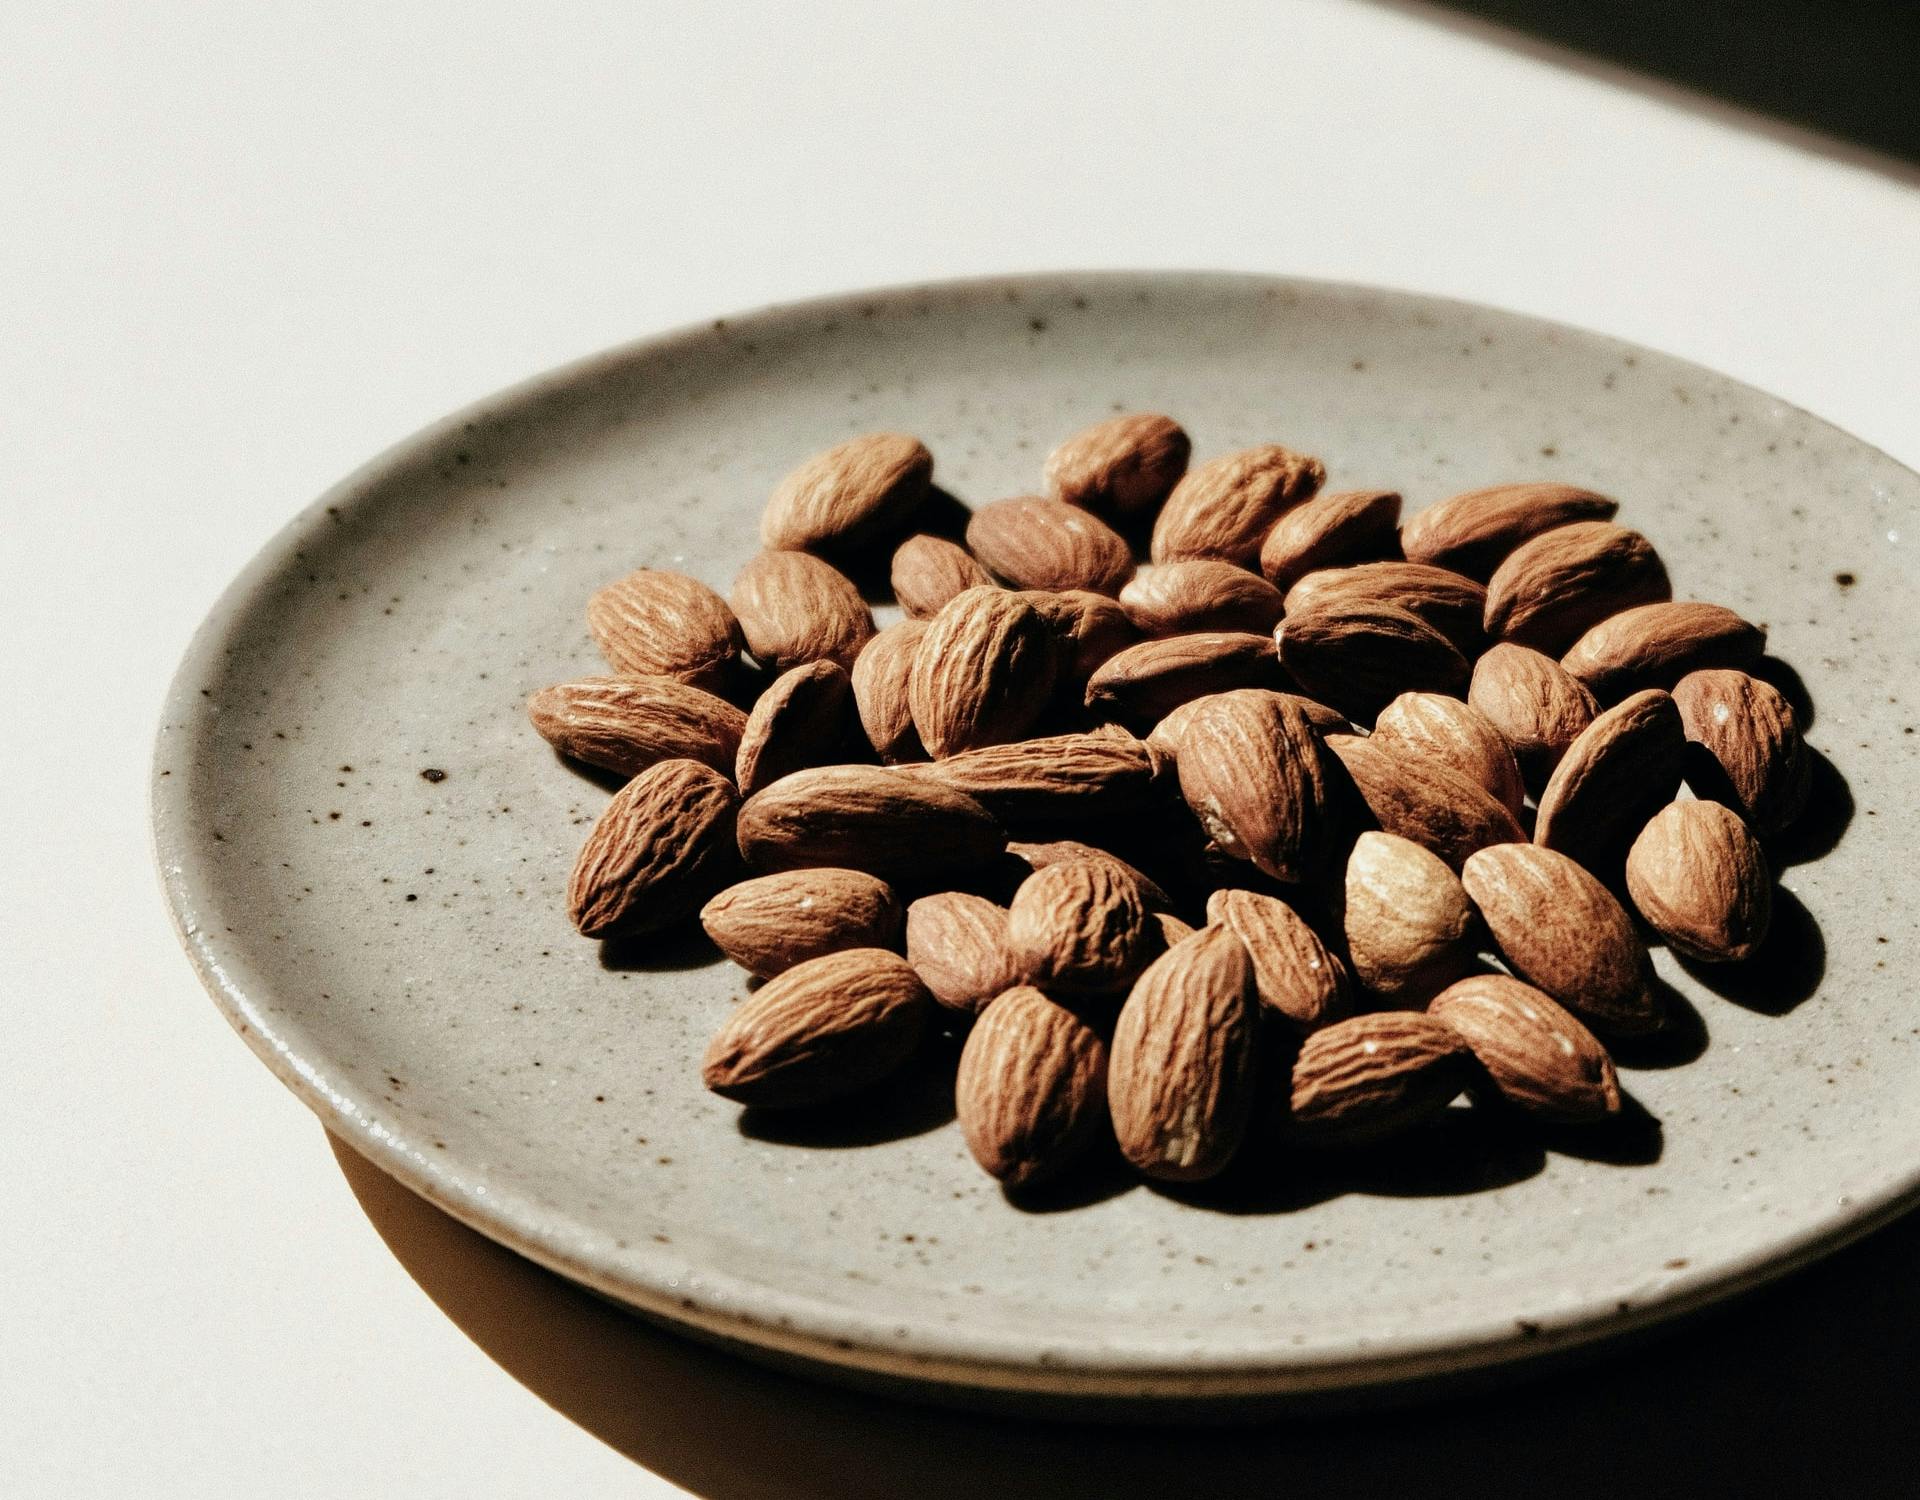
(1675, 885), (1826, 1017)
(735, 1036), (961, 1148)
(1765, 749), (1853, 868)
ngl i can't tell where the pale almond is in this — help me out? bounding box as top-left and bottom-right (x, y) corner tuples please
(1043, 412), (1191, 519)
(904, 891), (1020, 1013)
(760, 433), (932, 553)
(1119, 560), (1285, 636)
(735, 764), (1005, 883)
(1258, 488), (1402, 590)
(1468, 642), (1599, 794)
(967, 496), (1135, 595)
(1006, 859), (1156, 998)
(956, 986), (1109, 1188)
(1428, 974), (1620, 1122)
(1672, 668), (1811, 835)
(890, 533), (994, 619)
(567, 759), (741, 938)
(585, 568), (744, 692)
(1535, 688), (1685, 873)
(699, 868), (903, 978)
(1400, 482), (1617, 579)
(1342, 831), (1477, 1005)
(527, 675), (747, 779)
(734, 660), (856, 797)
(1371, 691), (1525, 816)
(1150, 445), (1327, 566)
(1561, 601), (1766, 702)
(1624, 800), (1772, 963)
(729, 549), (875, 674)
(1206, 887), (1350, 1032)
(1483, 521), (1671, 654)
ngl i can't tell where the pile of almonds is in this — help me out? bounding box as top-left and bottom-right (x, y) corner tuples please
(529, 416), (1813, 1191)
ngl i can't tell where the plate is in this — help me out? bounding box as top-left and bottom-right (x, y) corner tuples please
(155, 272), (1920, 1409)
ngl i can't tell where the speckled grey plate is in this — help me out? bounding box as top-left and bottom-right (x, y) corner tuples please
(155, 272), (1920, 1411)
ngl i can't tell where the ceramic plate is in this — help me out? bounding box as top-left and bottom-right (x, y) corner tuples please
(155, 273), (1920, 1410)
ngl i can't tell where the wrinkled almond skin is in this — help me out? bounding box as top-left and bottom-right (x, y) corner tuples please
(1561, 601), (1766, 702)
(1326, 734), (1526, 869)
(1150, 445), (1327, 567)
(1672, 668), (1812, 836)
(1371, 692), (1525, 816)
(1484, 522), (1671, 655)
(1154, 910), (1197, 946)
(1120, 561), (1285, 637)
(760, 433), (932, 553)
(1258, 488), (1402, 590)
(905, 891), (1020, 1013)
(699, 868), (903, 978)
(567, 760), (741, 938)
(1283, 562), (1486, 655)
(1206, 888), (1350, 1032)
(1044, 412), (1191, 519)
(527, 675), (747, 778)
(1535, 689), (1685, 874)
(1461, 843), (1660, 1035)
(729, 549), (876, 675)
(585, 569), (744, 692)
(1176, 690), (1338, 883)
(1007, 860), (1155, 998)
(1288, 1013), (1475, 1144)
(849, 620), (929, 762)
(1429, 975), (1621, 1122)
(1084, 632), (1285, 723)
(735, 660), (855, 796)
(1016, 589), (1140, 683)
(909, 586), (1060, 757)
(956, 986), (1110, 1188)
(967, 496), (1135, 595)
(1006, 840), (1175, 913)
(1625, 800), (1772, 963)
(1108, 927), (1258, 1182)
(1149, 690), (1348, 758)
(735, 765), (1005, 884)
(1278, 602), (1470, 723)
(1400, 482), (1618, 579)
(891, 533), (994, 619)
(701, 949), (930, 1107)
(1469, 643), (1600, 794)
(1342, 832), (1477, 1005)
(914, 732), (1163, 831)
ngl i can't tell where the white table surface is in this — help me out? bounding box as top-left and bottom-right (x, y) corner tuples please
(6, 2), (1918, 1495)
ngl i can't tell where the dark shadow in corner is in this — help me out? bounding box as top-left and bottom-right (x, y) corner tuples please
(600, 922), (728, 974)
(1678, 886), (1826, 1017)
(1608, 974), (1708, 1071)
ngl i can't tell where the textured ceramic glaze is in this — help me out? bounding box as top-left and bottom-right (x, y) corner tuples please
(154, 274), (1920, 1407)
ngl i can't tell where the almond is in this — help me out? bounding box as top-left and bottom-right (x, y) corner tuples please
(908, 586), (1059, 757)
(1282, 561), (1486, 654)
(1148, 690), (1348, 757)
(1206, 887), (1350, 1032)
(1005, 840), (1175, 913)
(1624, 800), (1772, 963)
(1483, 522), (1671, 654)
(1175, 690), (1338, 882)
(1672, 668), (1812, 835)
(729, 549), (875, 674)
(1043, 412), (1191, 519)
(735, 764), (1005, 883)
(955, 986), (1110, 1187)
(890, 533), (994, 619)
(1258, 488), (1402, 590)
(904, 891), (1019, 1013)
(585, 568), (744, 692)
(1324, 735), (1526, 869)
(1342, 831), (1477, 1005)
(1007, 859), (1156, 997)
(1119, 560), (1285, 636)
(1468, 642), (1599, 794)
(1400, 482), (1618, 579)
(700, 948), (930, 1107)
(760, 433), (932, 553)
(1108, 927), (1259, 1182)
(1371, 691), (1525, 816)
(699, 868), (903, 978)
(1150, 445), (1327, 566)
(1278, 602), (1469, 724)
(1154, 909), (1197, 946)
(566, 759), (741, 938)
(1461, 843), (1659, 1035)
(1534, 688), (1685, 873)
(527, 675), (747, 778)
(848, 620), (929, 763)
(1287, 1013), (1475, 1144)
(1428, 975), (1620, 1122)
(733, 660), (855, 796)
(1015, 588), (1140, 682)
(967, 496), (1135, 595)
(1561, 601), (1766, 702)
(913, 732), (1163, 830)
(1083, 632), (1284, 723)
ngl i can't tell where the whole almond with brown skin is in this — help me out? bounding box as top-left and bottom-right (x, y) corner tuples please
(1325, 735), (1526, 869)
(1278, 602), (1469, 723)
(729, 550), (875, 674)
(734, 660), (855, 796)
(1084, 632), (1284, 723)
(1535, 689), (1685, 873)
(905, 891), (1019, 1013)
(1007, 859), (1155, 997)
(1371, 692), (1525, 816)
(1148, 690), (1348, 758)
(1428, 975), (1621, 1122)
(956, 986), (1109, 1188)
(699, 868), (903, 978)
(1176, 690), (1337, 883)
(1283, 562), (1487, 654)
(1484, 522), (1671, 655)
(1461, 843), (1659, 1034)
(1400, 482), (1617, 579)
(1006, 840), (1175, 913)
(1343, 832), (1477, 1005)
(1672, 668), (1811, 835)
(1206, 887), (1350, 1032)
(1015, 588), (1139, 683)
(1120, 561), (1285, 636)
(735, 765), (1005, 883)
(586, 569), (744, 692)
(1469, 643), (1599, 794)
(891, 533), (994, 619)
(909, 586), (1059, 757)
(1625, 800), (1772, 962)
(1154, 910), (1197, 946)
(1561, 601), (1766, 702)
(760, 433), (932, 553)
(1150, 445), (1327, 567)
(1288, 1013), (1475, 1144)
(527, 675), (747, 778)
(1044, 412), (1191, 519)
(914, 732), (1163, 830)
(567, 759), (741, 938)
(1109, 927), (1258, 1182)
(849, 620), (928, 762)
(967, 496), (1135, 595)
(1259, 488), (1402, 589)
(701, 948), (930, 1107)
